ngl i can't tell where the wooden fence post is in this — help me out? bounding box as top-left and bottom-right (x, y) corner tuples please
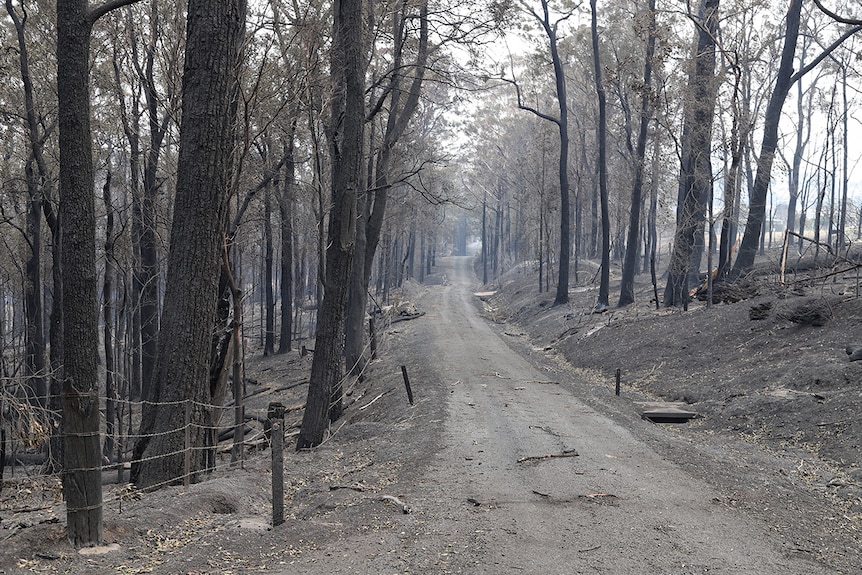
(268, 402), (286, 526)
(369, 317), (378, 360)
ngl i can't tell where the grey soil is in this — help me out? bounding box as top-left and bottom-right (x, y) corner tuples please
(1, 255), (859, 574)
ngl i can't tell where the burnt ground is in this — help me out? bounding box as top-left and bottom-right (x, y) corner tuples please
(478, 255), (862, 568)
(484, 258), (862, 497)
(1, 253), (861, 574)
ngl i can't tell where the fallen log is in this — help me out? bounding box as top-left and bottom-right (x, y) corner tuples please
(390, 311), (426, 324)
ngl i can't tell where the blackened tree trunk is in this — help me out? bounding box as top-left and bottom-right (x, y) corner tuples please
(618, 0), (656, 307)
(102, 170), (118, 461)
(664, 0), (719, 307)
(57, 0), (141, 548)
(298, 0), (365, 447)
(138, 0), (170, 401)
(733, 0), (860, 273)
(514, 0), (571, 305)
(132, 0), (246, 489)
(482, 195), (488, 284)
(591, 0), (610, 311)
(277, 131), (296, 354)
(716, 91), (744, 281)
(263, 162), (275, 356)
(7, 0), (48, 403)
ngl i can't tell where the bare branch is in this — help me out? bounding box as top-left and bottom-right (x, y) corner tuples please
(89, 0), (141, 23)
(500, 75), (561, 126)
(791, 24), (862, 84)
(812, 0), (862, 25)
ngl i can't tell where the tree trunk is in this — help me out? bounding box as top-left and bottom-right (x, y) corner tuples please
(7, 0), (48, 403)
(482, 195), (488, 284)
(132, 0), (246, 489)
(716, 57), (746, 281)
(618, 0), (656, 307)
(138, 0), (169, 402)
(297, 0), (365, 448)
(786, 37), (811, 239)
(664, 0), (719, 307)
(57, 0), (143, 547)
(839, 64), (849, 251)
(643, 125), (661, 274)
(102, 170), (117, 461)
(591, 0), (610, 310)
(549, 15), (570, 306)
(278, 132), (296, 354)
(264, 163), (275, 356)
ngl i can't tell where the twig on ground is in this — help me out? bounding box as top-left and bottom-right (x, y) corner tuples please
(358, 388), (395, 411)
(330, 483), (367, 492)
(517, 448), (579, 464)
(379, 494), (411, 514)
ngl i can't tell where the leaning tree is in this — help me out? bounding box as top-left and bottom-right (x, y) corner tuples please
(132, 0), (247, 489)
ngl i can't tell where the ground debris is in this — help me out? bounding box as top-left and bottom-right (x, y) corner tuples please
(749, 301), (773, 320)
(329, 483), (367, 492)
(776, 297), (833, 326)
(517, 449), (579, 464)
(378, 494), (411, 514)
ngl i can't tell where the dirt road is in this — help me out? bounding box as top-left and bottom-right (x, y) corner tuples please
(3, 257), (855, 574)
(280, 256), (837, 574)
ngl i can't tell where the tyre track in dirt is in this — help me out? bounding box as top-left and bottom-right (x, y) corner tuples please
(405, 255), (835, 574)
(272, 255), (840, 574)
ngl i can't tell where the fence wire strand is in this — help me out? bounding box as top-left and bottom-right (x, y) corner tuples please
(2, 301), (401, 490)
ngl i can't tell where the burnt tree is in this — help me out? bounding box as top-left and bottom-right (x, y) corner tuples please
(132, 0), (246, 489)
(57, 0), (141, 547)
(297, 0), (366, 447)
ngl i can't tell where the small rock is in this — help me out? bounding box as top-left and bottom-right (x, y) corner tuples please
(845, 345), (862, 362)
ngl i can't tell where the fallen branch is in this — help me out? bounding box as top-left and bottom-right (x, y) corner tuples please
(358, 388), (395, 411)
(379, 494), (411, 514)
(273, 379), (309, 393)
(330, 483), (367, 492)
(224, 386), (270, 407)
(390, 311), (426, 324)
(1, 525), (21, 543)
(7, 504), (54, 514)
(517, 449), (579, 464)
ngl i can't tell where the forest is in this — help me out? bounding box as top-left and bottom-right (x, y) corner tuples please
(0, 0), (860, 547)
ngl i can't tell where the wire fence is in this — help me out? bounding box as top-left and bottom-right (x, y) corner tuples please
(3, 395), (255, 479)
(1, 306), (400, 499)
